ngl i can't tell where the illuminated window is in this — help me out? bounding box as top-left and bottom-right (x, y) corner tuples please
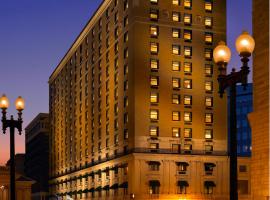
(172, 12), (181, 22)
(205, 64), (213, 75)
(177, 181), (188, 194)
(150, 0), (158, 4)
(150, 76), (159, 87)
(183, 29), (192, 42)
(115, 42), (119, 53)
(205, 129), (213, 139)
(172, 94), (181, 104)
(172, 30), (180, 40)
(150, 25), (159, 38)
(184, 46), (192, 58)
(150, 9), (159, 21)
(205, 0), (213, 12)
(184, 144), (192, 151)
(205, 97), (213, 107)
(184, 13), (192, 25)
(172, 61), (180, 71)
(172, 0), (180, 5)
(184, 112), (192, 122)
(115, 27), (119, 38)
(172, 127), (180, 137)
(205, 145), (213, 152)
(184, 95), (192, 105)
(150, 92), (159, 103)
(205, 32), (213, 44)
(150, 143), (159, 149)
(148, 161), (160, 171)
(184, 128), (192, 138)
(184, 79), (192, 89)
(172, 78), (181, 89)
(124, 48), (129, 58)
(150, 109), (159, 120)
(205, 81), (213, 91)
(124, 16), (129, 27)
(150, 59), (159, 71)
(184, 62), (192, 73)
(172, 111), (180, 121)
(150, 126), (159, 136)
(205, 17), (213, 28)
(205, 48), (213, 60)
(205, 113), (213, 123)
(124, 32), (129, 42)
(184, 0), (192, 9)
(172, 45), (181, 55)
(124, 0), (129, 10)
(150, 42), (159, 54)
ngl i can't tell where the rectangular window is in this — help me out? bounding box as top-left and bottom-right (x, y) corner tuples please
(172, 111), (180, 121)
(205, 17), (213, 28)
(148, 162), (160, 171)
(205, 32), (213, 44)
(150, 9), (159, 21)
(205, 129), (213, 139)
(183, 79), (192, 89)
(205, 113), (213, 123)
(150, 109), (159, 121)
(172, 28), (181, 38)
(172, 78), (181, 89)
(184, 128), (192, 138)
(172, 94), (181, 104)
(150, 143), (159, 149)
(150, 0), (158, 4)
(184, 0), (192, 9)
(205, 81), (213, 91)
(172, 45), (181, 55)
(172, 12), (181, 22)
(205, 97), (213, 107)
(172, 127), (180, 137)
(205, 145), (213, 152)
(184, 62), (192, 73)
(150, 126), (159, 137)
(205, 0), (213, 12)
(184, 13), (192, 25)
(184, 112), (192, 122)
(184, 95), (192, 105)
(150, 76), (159, 87)
(205, 64), (213, 75)
(172, 0), (180, 5)
(150, 92), (159, 103)
(172, 61), (181, 71)
(205, 48), (213, 60)
(184, 29), (192, 42)
(150, 25), (159, 38)
(150, 59), (159, 71)
(151, 42), (159, 54)
(184, 46), (192, 58)
(184, 144), (192, 151)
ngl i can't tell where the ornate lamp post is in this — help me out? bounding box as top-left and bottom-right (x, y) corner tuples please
(213, 31), (255, 200)
(0, 94), (25, 200)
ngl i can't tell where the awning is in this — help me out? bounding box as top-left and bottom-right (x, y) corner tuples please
(95, 170), (102, 174)
(89, 172), (95, 177)
(110, 183), (119, 189)
(110, 166), (119, 170)
(204, 163), (216, 167)
(89, 187), (95, 192)
(82, 174), (88, 178)
(82, 189), (88, 193)
(149, 180), (160, 187)
(177, 181), (189, 187)
(103, 185), (110, 190)
(102, 168), (110, 173)
(204, 181), (216, 187)
(176, 162), (189, 166)
(95, 186), (102, 191)
(119, 182), (128, 188)
(77, 190), (83, 194)
(148, 161), (161, 165)
(120, 163), (128, 168)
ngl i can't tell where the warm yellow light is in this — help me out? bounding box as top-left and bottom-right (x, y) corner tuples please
(213, 41), (231, 64)
(0, 94), (9, 109)
(235, 31), (255, 56)
(15, 96), (25, 111)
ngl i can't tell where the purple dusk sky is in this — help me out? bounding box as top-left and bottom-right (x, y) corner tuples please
(0, 0), (252, 165)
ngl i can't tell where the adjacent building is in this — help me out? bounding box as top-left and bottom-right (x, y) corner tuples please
(48, 0), (232, 199)
(228, 83), (253, 157)
(25, 113), (49, 200)
(0, 166), (34, 200)
(6, 154), (26, 176)
(249, 0), (269, 199)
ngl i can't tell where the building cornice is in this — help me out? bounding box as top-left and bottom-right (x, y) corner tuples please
(48, 0), (112, 84)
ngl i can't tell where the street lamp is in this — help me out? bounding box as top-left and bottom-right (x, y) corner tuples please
(0, 94), (25, 200)
(213, 31), (255, 200)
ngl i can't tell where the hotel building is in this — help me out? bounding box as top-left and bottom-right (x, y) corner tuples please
(48, 0), (234, 199)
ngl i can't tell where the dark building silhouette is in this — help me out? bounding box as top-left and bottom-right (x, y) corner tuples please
(6, 153), (26, 175)
(228, 83), (253, 157)
(25, 113), (49, 200)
